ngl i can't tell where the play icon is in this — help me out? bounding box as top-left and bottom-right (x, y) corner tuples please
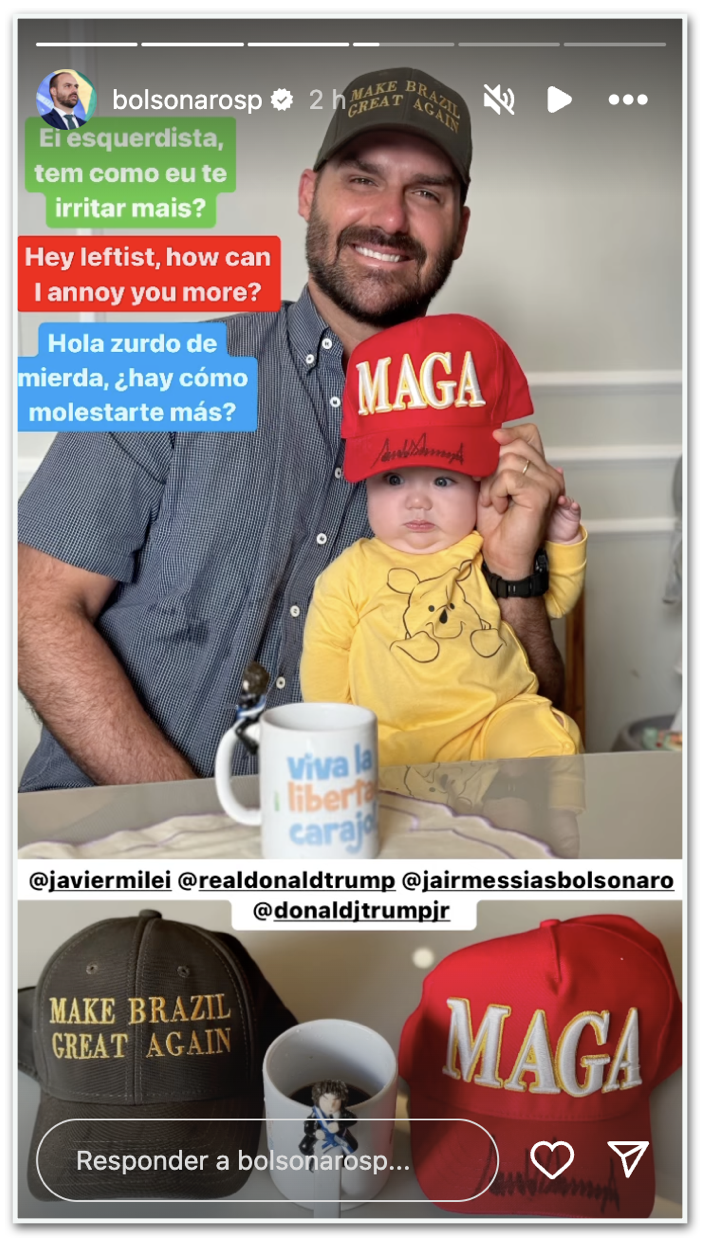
(547, 86), (572, 113)
(607, 1141), (650, 1179)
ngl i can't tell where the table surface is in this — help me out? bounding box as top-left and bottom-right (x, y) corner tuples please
(18, 751), (681, 860)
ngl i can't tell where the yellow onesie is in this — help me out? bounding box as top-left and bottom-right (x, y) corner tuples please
(300, 530), (586, 767)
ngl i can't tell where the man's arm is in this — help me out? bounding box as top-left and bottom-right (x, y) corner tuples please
(18, 544), (197, 785)
(497, 595), (564, 705)
(476, 424), (567, 705)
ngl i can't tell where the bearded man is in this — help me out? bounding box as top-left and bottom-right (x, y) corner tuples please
(41, 71), (87, 129)
(18, 67), (564, 790)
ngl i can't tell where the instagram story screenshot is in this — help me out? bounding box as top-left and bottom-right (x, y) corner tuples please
(14, 12), (684, 1226)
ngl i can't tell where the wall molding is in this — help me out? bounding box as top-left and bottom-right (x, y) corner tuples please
(527, 370), (682, 393)
(547, 444), (681, 464)
(586, 517), (677, 536)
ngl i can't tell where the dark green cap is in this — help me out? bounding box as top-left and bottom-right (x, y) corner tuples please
(314, 66), (472, 191)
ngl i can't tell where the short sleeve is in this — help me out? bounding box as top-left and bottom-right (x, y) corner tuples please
(18, 432), (174, 583)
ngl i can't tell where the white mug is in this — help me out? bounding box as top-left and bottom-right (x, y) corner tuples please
(263, 1019), (398, 1216)
(214, 702), (379, 859)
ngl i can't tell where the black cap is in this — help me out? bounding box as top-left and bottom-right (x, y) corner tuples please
(18, 911), (296, 1200)
(314, 67), (472, 193)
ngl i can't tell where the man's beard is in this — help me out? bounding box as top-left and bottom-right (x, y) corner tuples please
(305, 199), (457, 329)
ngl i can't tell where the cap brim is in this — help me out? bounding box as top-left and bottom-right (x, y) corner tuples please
(27, 1092), (263, 1201)
(407, 1090), (657, 1218)
(344, 425), (499, 482)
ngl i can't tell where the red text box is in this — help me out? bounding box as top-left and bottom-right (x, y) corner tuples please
(18, 235), (281, 313)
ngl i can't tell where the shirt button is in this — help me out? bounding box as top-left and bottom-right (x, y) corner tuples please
(305, 353), (315, 365)
(330, 396), (341, 408)
(289, 604), (301, 617)
(334, 467), (343, 479)
(316, 533), (328, 545)
(322, 338), (333, 350)
(275, 676), (286, 690)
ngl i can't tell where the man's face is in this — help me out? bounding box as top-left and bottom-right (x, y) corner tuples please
(51, 74), (80, 109)
(299, 132), (469, 329)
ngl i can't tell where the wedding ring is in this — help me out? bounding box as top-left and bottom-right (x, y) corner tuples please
(522, 460), (531, 476)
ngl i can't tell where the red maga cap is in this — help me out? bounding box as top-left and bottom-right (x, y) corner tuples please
(342, 314), (533, 483)
(399, 915), (681, 1219)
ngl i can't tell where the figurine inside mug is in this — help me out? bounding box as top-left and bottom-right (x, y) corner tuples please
(299, 1080), (359, 1167)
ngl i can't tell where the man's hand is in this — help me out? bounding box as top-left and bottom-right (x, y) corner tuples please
(476, 425), (564, 579)
(475, 425), (566, 704)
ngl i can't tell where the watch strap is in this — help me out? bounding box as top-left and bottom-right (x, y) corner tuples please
(481, 548), (550, 599)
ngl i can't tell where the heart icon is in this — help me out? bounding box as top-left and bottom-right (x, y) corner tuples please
(530, 1141), (575, 1179)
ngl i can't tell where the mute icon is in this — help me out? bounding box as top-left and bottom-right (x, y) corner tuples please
(607, 1141), (650, 1179)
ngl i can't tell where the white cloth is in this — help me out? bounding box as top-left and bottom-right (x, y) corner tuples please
(18, 789), (553, 860)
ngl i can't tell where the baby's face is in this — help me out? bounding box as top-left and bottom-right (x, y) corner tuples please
(366, 467), (479, 554)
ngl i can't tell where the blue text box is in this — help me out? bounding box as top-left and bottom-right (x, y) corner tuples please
(18, 322), (257, 432)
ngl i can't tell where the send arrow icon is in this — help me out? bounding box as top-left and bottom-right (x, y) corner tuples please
(607, 1141), (650, 1179)
(547, 86), (572, 113)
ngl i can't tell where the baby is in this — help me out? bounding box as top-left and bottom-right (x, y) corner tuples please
(300, 315), (586, 768)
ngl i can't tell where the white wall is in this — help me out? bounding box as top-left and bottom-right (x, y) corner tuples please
(531, 381), (681, 752)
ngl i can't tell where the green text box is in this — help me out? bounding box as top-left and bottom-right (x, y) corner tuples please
(25, 118), (236, 228)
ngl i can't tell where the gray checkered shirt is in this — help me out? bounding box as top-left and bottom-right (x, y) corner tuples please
(19, 288), (371, 790)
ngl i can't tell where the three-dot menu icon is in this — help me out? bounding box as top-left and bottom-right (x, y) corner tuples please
(609, 93), (648, 106)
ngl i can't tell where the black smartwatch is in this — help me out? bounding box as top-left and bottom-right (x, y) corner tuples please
(481, 548), (550, 599)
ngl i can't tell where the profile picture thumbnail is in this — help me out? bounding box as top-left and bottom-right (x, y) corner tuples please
(36, 69), (96, 130)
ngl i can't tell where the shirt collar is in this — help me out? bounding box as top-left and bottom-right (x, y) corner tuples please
(288, 285), (344, 369)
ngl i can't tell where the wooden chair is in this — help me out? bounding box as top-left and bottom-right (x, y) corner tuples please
(563, 590), (586, 740)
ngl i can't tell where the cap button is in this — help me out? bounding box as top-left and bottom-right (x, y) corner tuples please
(540, 919), (561, 928)
(138, 909), (162, 920)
